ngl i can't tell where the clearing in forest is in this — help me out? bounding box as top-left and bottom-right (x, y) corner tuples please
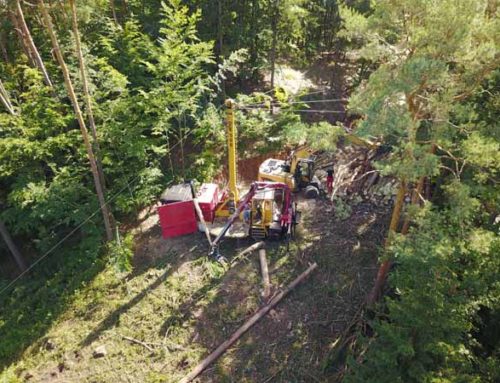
(3, 191), (390, 382)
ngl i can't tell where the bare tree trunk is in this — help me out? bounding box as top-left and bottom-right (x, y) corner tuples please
(122, 0), (129, 18)
(250, 0), (259, 80)
(367, 179), (406, 305)
(166, 135), (175, 177)
(0, 220), (27, 272)
(178, 112), (186, 178)
(110, 0), (119, 24)
(216, 0), (223, 61)
(400, 144), (437, 234)
(270, 0), (278, 90)
(39, 0), (114, 242)
(15, 0), (53, 88)
(9, 10), (36, 66)
(0, 79), (16, 115)
(0, 30), (10, 62)
(216, 0), (225, 98)
(69, 0), (107, 190)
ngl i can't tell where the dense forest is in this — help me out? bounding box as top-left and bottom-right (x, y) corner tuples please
(0, 0), (499, 382)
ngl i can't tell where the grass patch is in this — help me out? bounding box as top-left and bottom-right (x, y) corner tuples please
(1, 201), (390, 382)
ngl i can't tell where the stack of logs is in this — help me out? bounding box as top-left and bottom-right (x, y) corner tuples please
(317, 144), (399, 206)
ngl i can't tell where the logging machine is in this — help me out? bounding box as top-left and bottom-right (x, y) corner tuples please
(258, 146), (324, 199)
(157, 99), (299, 260)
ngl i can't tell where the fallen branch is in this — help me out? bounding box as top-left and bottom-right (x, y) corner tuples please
(179, 262), (318, 383)
(121, 335), (155, 352)
(230, 241), (265, 264)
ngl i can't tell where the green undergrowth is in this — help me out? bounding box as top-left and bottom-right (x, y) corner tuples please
(0, 235), (292, 382)
(0, 201), (386, 382)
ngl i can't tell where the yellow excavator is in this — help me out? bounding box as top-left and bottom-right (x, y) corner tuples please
(258, 134), (377, 199)
(258, 147), (324, 198)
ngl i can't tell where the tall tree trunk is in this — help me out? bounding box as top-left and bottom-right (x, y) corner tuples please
(122, 0), (129, 18)
(0, 30), (10, 62)
(250, 0), (260, 80)
(15, 0), (53, 88)
(9, 10), (35, 66)
(367, 179), (406, 305)
(270, 0), (279, 90)
(39, 0), (114, 242)
(0, 220), (27, 272)
(110, 0), (119, 24)
(400, 144), (437, 234)
(216, 0), (223, 62)
(216, 0), (225, 98)
(0, 79), (16, 115)
(69, 0), (107, 190)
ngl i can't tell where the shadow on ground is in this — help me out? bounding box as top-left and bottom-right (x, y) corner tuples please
(0, 233), (105, 371)
(169, 198), (390, 382)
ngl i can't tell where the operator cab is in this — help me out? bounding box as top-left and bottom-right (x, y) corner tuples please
(249, 187), (286, 239)
(294, 158), (315, 189)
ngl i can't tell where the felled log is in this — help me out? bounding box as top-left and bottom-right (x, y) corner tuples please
(259, 248), (271, 299)
(230, 241), (265, 265)
(179, 263), (318, 383)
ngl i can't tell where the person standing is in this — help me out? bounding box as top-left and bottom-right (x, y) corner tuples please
(326, 168), (334, 195)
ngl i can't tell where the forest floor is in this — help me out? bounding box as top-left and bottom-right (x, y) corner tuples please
(3, 190), (390, 382)
(1, 65), (391, 382)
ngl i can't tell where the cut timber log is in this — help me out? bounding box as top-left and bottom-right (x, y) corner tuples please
(179, 262), (318, 383)
(230, 241), (265, 264)
(259, 248), (270, 299)
(193, 199), (212, 246)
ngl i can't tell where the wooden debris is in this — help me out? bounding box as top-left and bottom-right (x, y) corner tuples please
(179, 262), (318, 383)
(319, 144), (399, 205)
(121, 335), (155, 352)
(193, 199), (212, 246)
(230, 241), (265, 264)
(259, 248), (271, 299)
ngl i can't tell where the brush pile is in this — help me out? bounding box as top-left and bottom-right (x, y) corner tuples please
(316, 143), (398, 206)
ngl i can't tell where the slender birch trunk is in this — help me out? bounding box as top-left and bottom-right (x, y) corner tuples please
(0, 79), (16, 115)
(9, 10), (36, 66)
(69, 0), (107, 189)
(0, 220), (27, 272)
(15, 0), (53, 88)
(39, 0), (113, 242)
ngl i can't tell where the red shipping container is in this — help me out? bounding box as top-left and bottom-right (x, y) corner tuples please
(158, 200), (197, 239)
(196, 183), (220, 222)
